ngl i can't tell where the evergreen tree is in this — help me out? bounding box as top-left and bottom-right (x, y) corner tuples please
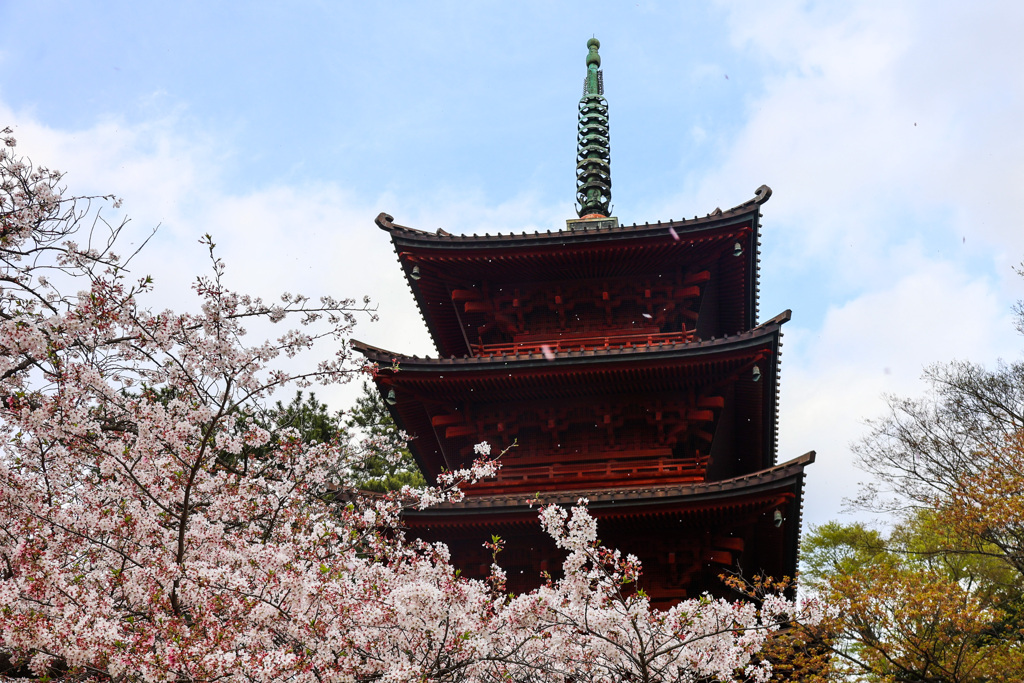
(257, 387), (425, 492)
(343, 382), (425, 492)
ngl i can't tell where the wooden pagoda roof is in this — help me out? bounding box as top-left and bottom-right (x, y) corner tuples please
(378, 185), (771, 249)
(376, 186), (771, 358)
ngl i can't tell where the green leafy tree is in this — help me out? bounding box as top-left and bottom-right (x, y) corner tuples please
(267, 390), (346, 445)
(802, 514), (1022, 682)
(798, 276), (1024, 681)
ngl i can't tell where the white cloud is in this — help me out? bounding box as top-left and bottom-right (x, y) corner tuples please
(0, 101), (586, 410)
(0, 103), (427, 408)
(685, 1), (1024, 524)
(678, 2), (1024, 271)
(780, 257), (1020, 525)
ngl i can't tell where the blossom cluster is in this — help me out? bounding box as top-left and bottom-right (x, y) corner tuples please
(0, 133), (820, 682)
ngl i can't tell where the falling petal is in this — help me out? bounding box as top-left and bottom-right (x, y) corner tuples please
(541, 344), (555, 361)
(642, 313), (653, 319)
(668, 227), (679, 241)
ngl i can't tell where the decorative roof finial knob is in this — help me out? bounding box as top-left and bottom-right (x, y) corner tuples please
(586, 38), (601, 67)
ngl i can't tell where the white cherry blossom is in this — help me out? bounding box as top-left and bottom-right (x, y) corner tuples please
(0, 133), (822, 682)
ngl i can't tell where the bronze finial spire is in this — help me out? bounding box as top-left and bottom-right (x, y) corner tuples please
(576, 38), (611, 218)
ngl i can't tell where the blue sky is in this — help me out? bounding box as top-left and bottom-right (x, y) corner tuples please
(2, 1), (1023, 528)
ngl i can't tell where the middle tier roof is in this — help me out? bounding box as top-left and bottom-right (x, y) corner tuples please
(353, 310), (788, 492)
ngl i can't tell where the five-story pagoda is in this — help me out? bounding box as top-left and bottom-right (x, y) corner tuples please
(354, 39), (813, 607)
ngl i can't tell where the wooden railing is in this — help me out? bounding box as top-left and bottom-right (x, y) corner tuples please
(466, 454), (709, 492)
(475, 330), (695, 357)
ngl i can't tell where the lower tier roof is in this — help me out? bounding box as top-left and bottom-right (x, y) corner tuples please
(404, 451), (813, 519)
(401, 451), (813, 606)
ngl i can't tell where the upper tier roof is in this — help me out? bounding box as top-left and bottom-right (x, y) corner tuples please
(377, 185), (770, 248)
(376, 186), (771, 358)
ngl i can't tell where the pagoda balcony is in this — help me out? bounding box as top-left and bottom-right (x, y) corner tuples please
(473, 329), (695, 357)
(465, 450), (711, 494)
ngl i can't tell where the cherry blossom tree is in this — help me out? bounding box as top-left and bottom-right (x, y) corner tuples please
(0, 129), (820, 682)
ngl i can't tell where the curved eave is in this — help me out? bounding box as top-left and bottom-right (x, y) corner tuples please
(353, 309), (789, 372)
(405, 450), (812, 517)
(402, 450), (811, 592)
(375, 185), (771, 248)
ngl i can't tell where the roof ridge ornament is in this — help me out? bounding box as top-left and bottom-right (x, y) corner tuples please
(575, 38), (611, 219)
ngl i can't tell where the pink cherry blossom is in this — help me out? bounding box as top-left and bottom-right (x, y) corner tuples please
(0, 133), (822, 682)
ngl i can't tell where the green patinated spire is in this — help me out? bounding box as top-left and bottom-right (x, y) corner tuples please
(576, 38), (611, 218)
